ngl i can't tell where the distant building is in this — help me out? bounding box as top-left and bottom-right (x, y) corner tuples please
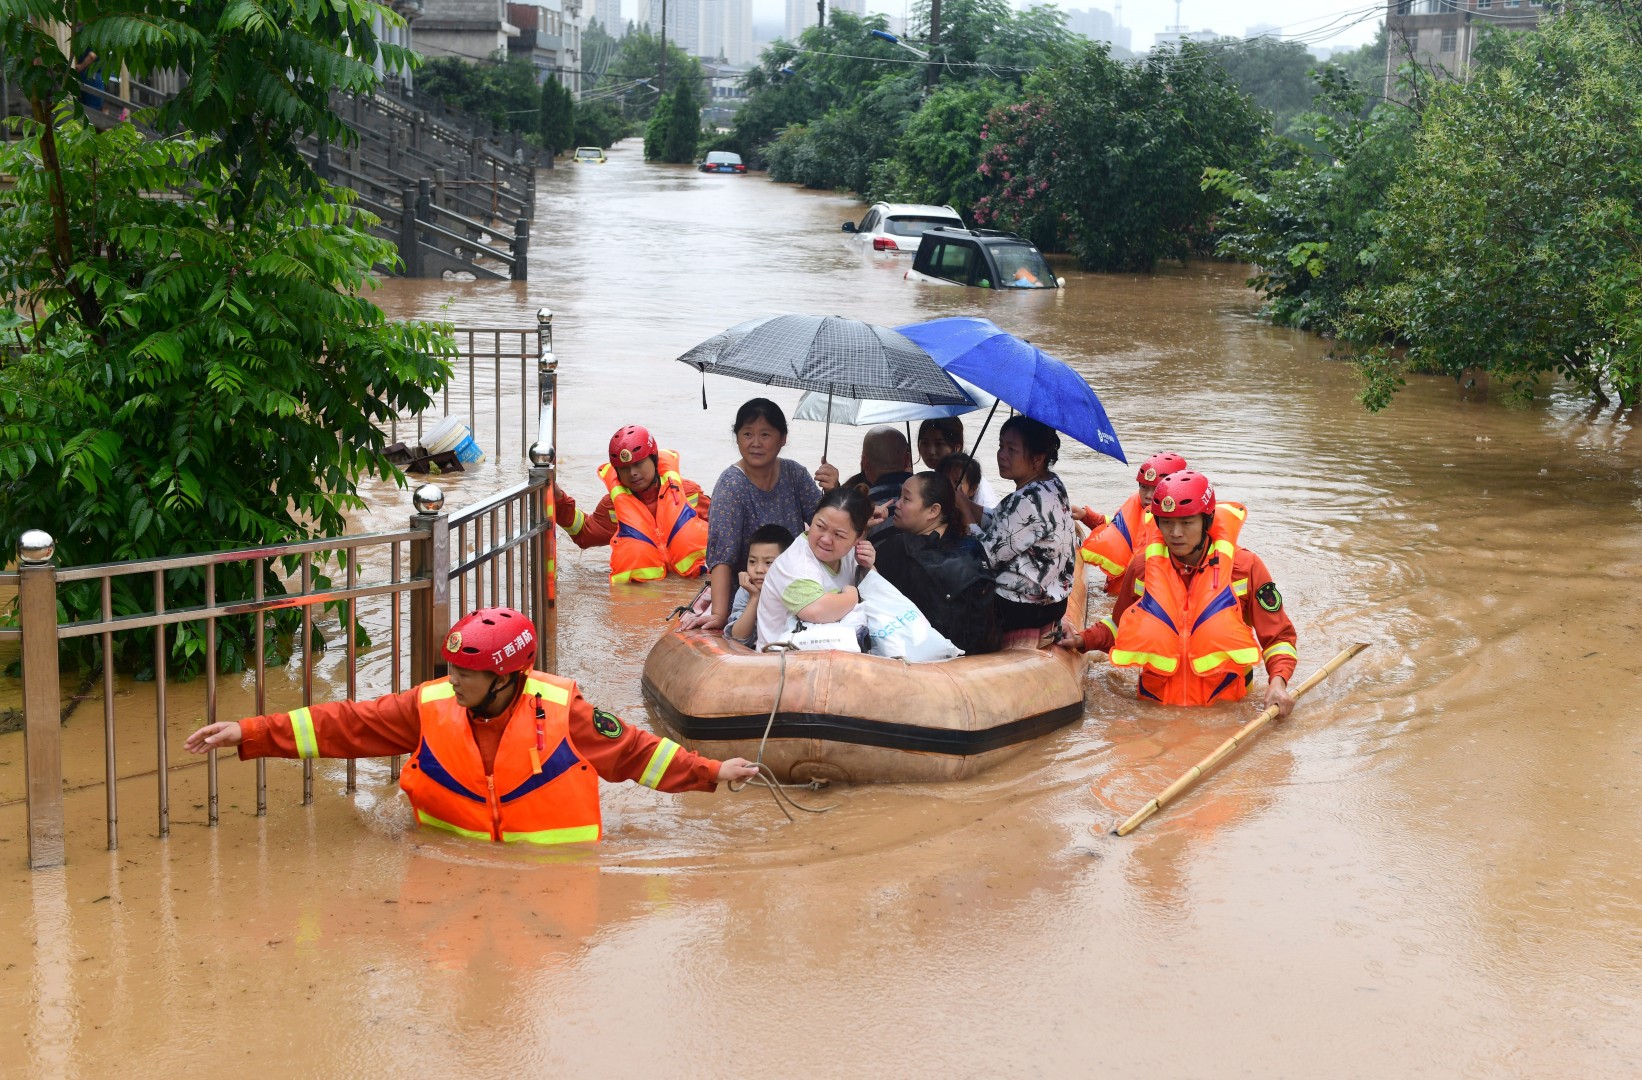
(1153, 28), (1219, 47)
(1245, 21), (1280, 39)
(1061, 6), (1132, 50)
(508, 1), (564, 80)
(1385, 0), (1542, 86)
(639, 0), (699, 54)
(591, 0), (622, 34)
(784, 0), (861, 43)
(376, 0), (422, 93)
(415, 0), (519, 61)
(699, 0), (753, 65)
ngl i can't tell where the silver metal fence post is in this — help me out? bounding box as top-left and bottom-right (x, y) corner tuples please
(408, 484), (451, 686)
(532, 307), (558, 672)
(18, 530), (65, 870)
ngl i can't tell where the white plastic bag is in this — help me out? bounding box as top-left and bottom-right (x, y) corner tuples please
(768, 620), (862, 653)
(856, 571), (963, 663)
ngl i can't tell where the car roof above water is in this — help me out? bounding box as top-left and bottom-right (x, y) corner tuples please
(873, 202), (961, 219)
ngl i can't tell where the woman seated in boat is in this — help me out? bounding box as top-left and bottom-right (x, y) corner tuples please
(873, 471), (1001, 656)
(681, 398), (823, 632)
(755, 487), (876, 651)
(552, 425), (711, 584)
(973, 416), (1079, 647)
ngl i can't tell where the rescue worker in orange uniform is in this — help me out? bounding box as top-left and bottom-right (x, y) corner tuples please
(1057, 471), (1298, 716)
(184, 607), (758, 845)
(552, 425), (712, 583)
(1076, 451), (1189, 595)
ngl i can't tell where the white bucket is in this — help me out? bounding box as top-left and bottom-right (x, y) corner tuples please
(423, 416), (486, 465)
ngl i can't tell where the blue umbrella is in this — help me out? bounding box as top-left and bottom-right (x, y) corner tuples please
(896, 317), (1127, 464)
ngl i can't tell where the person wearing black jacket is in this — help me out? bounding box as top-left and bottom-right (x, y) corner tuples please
(872, 471), (1002, 656)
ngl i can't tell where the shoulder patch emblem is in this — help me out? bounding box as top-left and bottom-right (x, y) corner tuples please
(1257, 582), (1283, 613)
(592, 709), (624, 739)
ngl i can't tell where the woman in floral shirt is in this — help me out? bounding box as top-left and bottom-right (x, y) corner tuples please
(978, 416), (1079, 646)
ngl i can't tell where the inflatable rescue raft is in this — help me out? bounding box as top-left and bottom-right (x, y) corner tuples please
(642, 633), (1089, 784)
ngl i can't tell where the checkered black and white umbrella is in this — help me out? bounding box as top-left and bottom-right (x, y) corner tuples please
(676, 314), (975, 407)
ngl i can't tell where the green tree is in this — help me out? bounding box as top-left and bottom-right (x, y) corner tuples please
(1210, 37), (1320, 132)
(974, 41), (1266, 270)
(644, 79), (702, 163)
(574, 101), (632, 148)
(1204, 65), (1420, 335)
(868, 80), (1016, 211)
(539, 77), (576, 154)
(1345, 3), (1642, 410)
(415, 54), (540, 135)
(0, 2), (455, 673)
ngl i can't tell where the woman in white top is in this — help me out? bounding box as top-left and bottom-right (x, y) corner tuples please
(755, 487), (877, 650)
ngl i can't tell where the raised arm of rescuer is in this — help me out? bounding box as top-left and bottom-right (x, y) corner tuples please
(1058, 471), (1298, 717)
(552, 425), (711, 583)
(184, 607), (757, 845)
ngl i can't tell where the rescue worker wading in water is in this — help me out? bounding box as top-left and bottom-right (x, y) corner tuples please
(553, 425), (711, 583)
(184, 607), (758, 845)
(1076, 451), (1191, 596)
(1057, 471), (1298, 716)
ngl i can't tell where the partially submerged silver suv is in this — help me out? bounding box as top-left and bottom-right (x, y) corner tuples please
(842, 202), (965, 254)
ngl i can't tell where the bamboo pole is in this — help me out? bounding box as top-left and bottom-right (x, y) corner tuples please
(1113, 642), (1371, 836)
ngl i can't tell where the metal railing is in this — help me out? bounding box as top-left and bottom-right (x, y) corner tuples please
(387, 325), (544, 461)
(8, 313), (563, 870)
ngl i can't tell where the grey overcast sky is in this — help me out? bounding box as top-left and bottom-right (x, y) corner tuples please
(724, 0), (1385, 51)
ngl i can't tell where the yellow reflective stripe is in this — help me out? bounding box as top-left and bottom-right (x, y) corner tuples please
(1263, 641), (1297, 662)
(421, 681), (455, 703)
(611, 483), (632, 497)
(501, 824), (601, 845)
(1143, 543), (1168, 559)
(1111, 649), (1179, 672)
(673, 550), (703, 575)
(289, 707), (319, 760)
(565, 509), (586, 536)
(1223, 504), (1247, 521)
(1099, 616), (1118, 636)
(685, 492), (700, 508)
(545, 559), (556, 575)
(522, 677), (571, 706)
(639, 738), (681, 789)
(1084, 549), (1125, 575)
(1211, 539), (1235, 559)
(1133, 580), (1146, 597)
(1190, 647), (1261, 674)
(616, 566), (666, 583)
(416, 809), (491, 841)
(660, 470), (683, 485)
(1232, 578), (1249, 597)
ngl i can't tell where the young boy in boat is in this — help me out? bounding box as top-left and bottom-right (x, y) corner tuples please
(1056, 471), (1297, 716)
(938, 452), (982, 505)
(552, 424), (711, 583)
(755, 488), (877, 651)
(725, 523), (795, 648)
(184, 607), (759, 846)
(1075, 451), (1187, 595)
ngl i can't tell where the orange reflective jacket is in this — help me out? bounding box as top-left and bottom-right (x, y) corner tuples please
(398, 672), (602, 844)
(1109, 513), (1262, 706)
(1080, 492), (1147, 593)
(599, 449), (708, 584)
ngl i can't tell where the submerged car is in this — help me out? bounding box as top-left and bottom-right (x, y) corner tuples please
(699, 151), (747, 174)
(842, 202), (966, 254)
(570, 146), (607, 164)
(904, 228), (1063, 290)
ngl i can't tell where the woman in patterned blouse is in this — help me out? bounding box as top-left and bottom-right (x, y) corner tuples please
(977, 416), (1079, 646)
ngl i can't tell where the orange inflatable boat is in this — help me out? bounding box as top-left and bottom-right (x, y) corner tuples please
(641, 631), (1089, 784)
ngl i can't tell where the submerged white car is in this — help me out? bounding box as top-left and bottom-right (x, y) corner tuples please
(842, 202), (966, 254)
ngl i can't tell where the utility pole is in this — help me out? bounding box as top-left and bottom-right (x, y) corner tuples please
(817, 0), (825, 30)
(925, 0), (941, 89)
(659, 0), (668, 92)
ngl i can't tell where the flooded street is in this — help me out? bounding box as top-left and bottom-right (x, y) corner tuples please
(4, 142), (1642, 1077)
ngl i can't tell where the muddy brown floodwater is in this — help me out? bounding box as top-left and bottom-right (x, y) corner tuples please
(4, 142), (1642, 1078)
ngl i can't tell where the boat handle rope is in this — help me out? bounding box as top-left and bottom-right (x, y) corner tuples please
(728, 647), (838, 821)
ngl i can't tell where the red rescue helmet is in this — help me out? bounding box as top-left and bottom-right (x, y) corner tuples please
(441, 606), (537, 676)
(609, 425), (658, 467)
(1151, 470), (1215, 518)
(1136, 452), (1189, 485)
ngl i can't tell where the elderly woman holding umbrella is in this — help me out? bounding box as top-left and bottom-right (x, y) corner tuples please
(675, 314), (974, 633)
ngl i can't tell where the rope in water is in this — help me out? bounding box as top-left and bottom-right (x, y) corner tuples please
(728, 647), (838, 821)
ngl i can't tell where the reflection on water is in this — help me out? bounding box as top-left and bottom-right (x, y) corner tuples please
(2, 141), (1641, 1077)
